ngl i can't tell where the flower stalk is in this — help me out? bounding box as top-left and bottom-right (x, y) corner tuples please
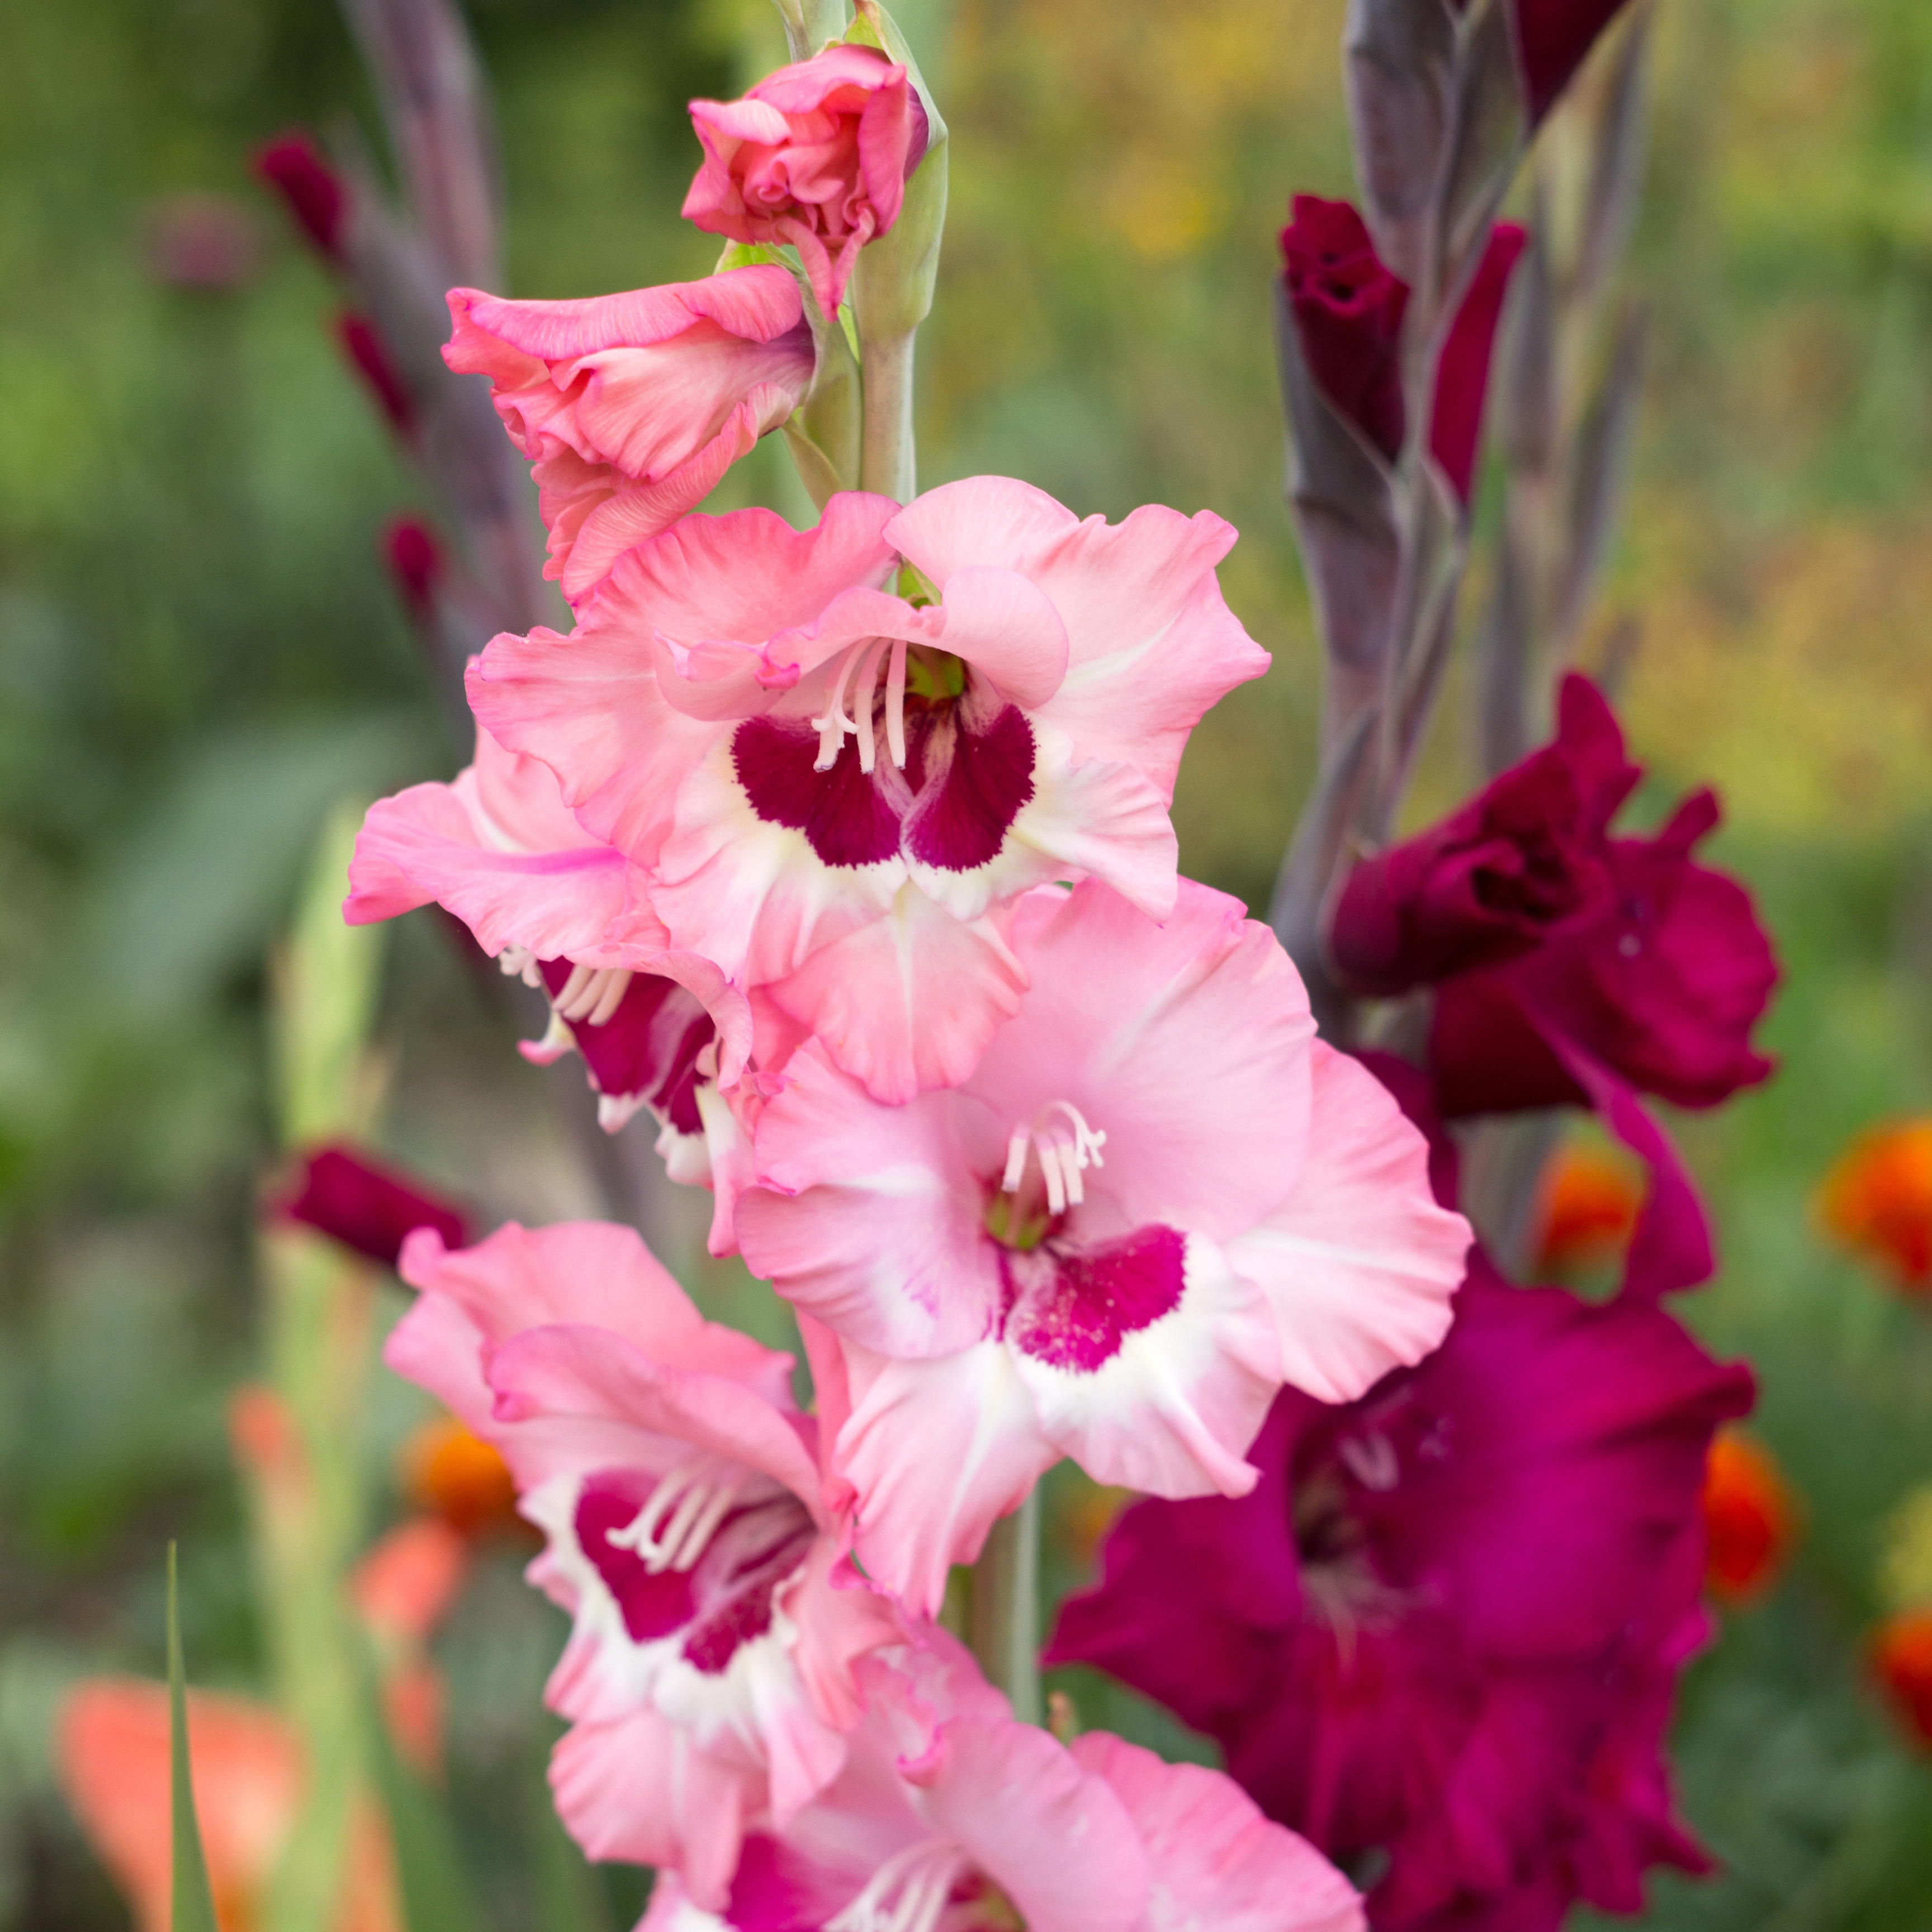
(969, 1488), (1044, 1727)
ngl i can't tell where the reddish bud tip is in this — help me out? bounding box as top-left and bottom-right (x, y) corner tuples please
(277, 1144), (470, 1269)
(336, 311), (416, 436)
(383, 517), (443, 620)
(253, 132), (347, 263)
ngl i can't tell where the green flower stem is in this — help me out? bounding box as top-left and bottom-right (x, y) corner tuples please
(857, 325), (918, 504)
(968, 1485), (1043, 1726)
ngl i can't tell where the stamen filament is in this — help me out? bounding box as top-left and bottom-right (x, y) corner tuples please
(828, 1840), (964, 1932)
(607, 1456), (745, 1573)
(1000, 1099), (1109, 1218)
(885, 638), (908, 769)
(853, 640), (888, 775)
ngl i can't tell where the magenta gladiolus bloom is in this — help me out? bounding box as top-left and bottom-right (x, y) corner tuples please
(444, 271), (816, 604)
(471, 477), (1270, 1102)
(681, 44), (930, 323)
(639, 1628), (1364, 1932)
(734, 879), (1469, 1612)
(388, 1221), (905, 1910)
(1048, 1260), (1753, 1932)
(278, 1143), (468, 1267)
(1280, 197), (1526, 502)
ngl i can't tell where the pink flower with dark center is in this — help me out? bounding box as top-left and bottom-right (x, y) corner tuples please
(387, 1220), (903, 1911)
(471, 477), (1270, 1103)
(640, 1628), (1364, 1932)
(277, 1143), (470, 1268)
(348, 728), (752, 1240)
(733, 879), (1469, 1612)
(444, 270), (817, 604)
(681, 44), (930, 323)
(1280, 197), (1526, 503)
(1048, 1261), (1753, 1932)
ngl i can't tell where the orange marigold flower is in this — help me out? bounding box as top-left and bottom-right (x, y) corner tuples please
(1817, 1119), (1932, 1291)
(399, 1414), (520, 1537)
(1871, 1608), (1932, 1749)
(1702, 1427), (1797, 1605)
(1532, 1141), (1642, 1277)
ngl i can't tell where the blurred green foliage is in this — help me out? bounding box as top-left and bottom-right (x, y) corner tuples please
(5, 0), (1932, 1926)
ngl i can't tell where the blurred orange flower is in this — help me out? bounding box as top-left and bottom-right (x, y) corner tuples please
(1871, 1608), (1932, 1749)
(1817, 1119), (1932, 1291)
(399, 1414), (522, 1538)
(57, 1680), (400, 1932)
(1532, 1141), (1642, 1277)
(1702, 1427), (1798, 1605)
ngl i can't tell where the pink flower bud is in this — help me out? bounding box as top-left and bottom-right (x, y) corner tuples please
(278, 1143), (470, 1268)
(337, 311), (416, 435)
(681, 44), (926, 321)
(383, 517), (443, 621)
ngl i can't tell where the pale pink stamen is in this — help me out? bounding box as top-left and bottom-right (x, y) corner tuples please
(1001, 1098), (1108, 1216)
(810, 635), (912, 774)
(606, 1455), (745, 1574)
(827, 1839), (967, 1932)
(553, 964), (633, 1027)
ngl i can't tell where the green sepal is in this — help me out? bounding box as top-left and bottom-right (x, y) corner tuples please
(167, 1545), (222, 1932)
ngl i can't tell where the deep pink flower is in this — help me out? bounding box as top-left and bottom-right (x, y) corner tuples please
(444, 271), (816, 604)
(682, 44), (929, 323)
(734, 879), (1469, 1612)
(1048, 1261), (1753, 1932)
(277, 1143), (468, 1267)
(471, 477), (1270, 1102)
(387, 1220), (905, 1910)
(1280, 198), (1526, 501)
(1514, 0), (1633, 124)
(1329, 675), (1639, 998)
(347, 727), (752, 1223)
(254, 131), (346, 262)
(640, 1627), (1363, 1932)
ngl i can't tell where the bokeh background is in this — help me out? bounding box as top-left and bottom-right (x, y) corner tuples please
(6, 0), (1932, 1924)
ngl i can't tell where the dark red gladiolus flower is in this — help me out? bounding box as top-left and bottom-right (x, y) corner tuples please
(1516, 0), (1633, 124)
(384, 518), (443, 622)
(279, 1144), (470, 1268)
(1048, 1261), (1753, 1932)
(1281, 195), (1410, 464)
(1429, 222), (1528, 504)
(1331, 675), (1639, 998)
(337, 312), (416, 435)
(254, 132), (347, 263)
(1428, 787), (1778, 1117)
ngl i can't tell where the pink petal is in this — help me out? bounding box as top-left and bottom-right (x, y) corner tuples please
(549, 1707), (751, 1908)
(1224, 1044), (1469, 1404)
(965, 880), (1314, 1244)
(764, 887), (1028, 1103)
(884, 475), (1082, 585)
(736, 1041), (1003, 1357)
(1007, 1229), (1277, 1498)
(929, 565), (1071, 709)
(1069, 1732), (1365, 1932)
(833, 1338), (1060, 1616)
(926, 1716), (1150, 1932)
(485, 1324), (825, 1510)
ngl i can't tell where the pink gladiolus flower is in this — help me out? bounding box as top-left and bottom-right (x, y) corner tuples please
(347, 727), (753, 1175)
(1048, 1261), (1754, 1932)
(470, 477), (1271, 1103)
(444, 269), (817, 604)
(387, 1220), (904, 1909)
(640, 1628), (1363, 1932)
(681, 44), (929, 324)
(735, 879), (1470, 1612)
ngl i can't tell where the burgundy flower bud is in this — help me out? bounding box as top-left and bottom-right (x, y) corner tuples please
(1331, 674), (1640, 997)
(1430, 788), (1779, 1115)
(1429, 221), (1528, 505)
(1281, 199), (1527, 498)
(1516, 0), (1634, 124)
(254, 132), (347, 264)
(1280, 195), (1409, 465)
(336, 312), (416, 435)
(383, 517), (443, 622)
(278, 1144), (470, 1268)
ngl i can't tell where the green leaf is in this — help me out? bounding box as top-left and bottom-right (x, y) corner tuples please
(358, 1642), (485, 1932)
(167, 1543), (222, 1932)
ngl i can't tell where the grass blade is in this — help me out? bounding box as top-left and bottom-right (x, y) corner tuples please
(167, 1543), (222, 1932)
